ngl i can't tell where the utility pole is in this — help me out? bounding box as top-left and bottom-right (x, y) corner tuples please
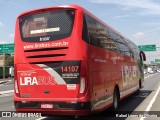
(3, 53), (5, 80)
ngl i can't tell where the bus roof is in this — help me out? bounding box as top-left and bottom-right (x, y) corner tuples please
(17, 4), (83, 18)
(17, 4), (127, 40)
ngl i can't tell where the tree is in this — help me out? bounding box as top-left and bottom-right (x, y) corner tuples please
(143, 64), (148, 69)
(5, 55), (14, 66)
(156, 63), (160, 68)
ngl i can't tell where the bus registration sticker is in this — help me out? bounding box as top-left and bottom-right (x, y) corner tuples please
(30, 27), (60, 34)
(41, 104), (53, 109)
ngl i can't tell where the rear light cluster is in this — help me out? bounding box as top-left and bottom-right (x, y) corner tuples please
(14, 65), (19, 95)
(78, 77), (88, 98)
(79, 78), (85, 93)
(78, 60), (88, 98)
(15, 80), (19, 94)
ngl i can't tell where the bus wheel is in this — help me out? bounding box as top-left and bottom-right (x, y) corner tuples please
(113, 88), (119, 112)
(135, 80), (141, 95)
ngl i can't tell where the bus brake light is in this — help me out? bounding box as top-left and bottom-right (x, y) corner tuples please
(79, 78), (85, 93)
(15, 80), (19, 94)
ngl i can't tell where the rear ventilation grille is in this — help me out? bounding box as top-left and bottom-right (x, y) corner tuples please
(24, 47), (68, 52)
(25, 47), (68, 64)
(26, 54), (66, 58)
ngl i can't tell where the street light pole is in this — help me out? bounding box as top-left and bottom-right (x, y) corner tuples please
(3, 53), (5, 80)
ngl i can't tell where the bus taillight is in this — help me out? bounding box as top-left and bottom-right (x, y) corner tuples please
(79, 78), (86, 93)
(14, 65), (19, 95)
(15, 80), (19, 94)
(78, 59), (88, 98)
(78, 77), (88, 98)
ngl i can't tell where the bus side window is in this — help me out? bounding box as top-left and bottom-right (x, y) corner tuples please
(116, 42), (130, 56)
(82, 15), (89, 43)
(85, 14), (98, 46)
(97, 23), (119, 52)
(85, 14), (119, 52)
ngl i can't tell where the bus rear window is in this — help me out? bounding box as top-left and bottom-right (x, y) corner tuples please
(19, 10), (75, 42)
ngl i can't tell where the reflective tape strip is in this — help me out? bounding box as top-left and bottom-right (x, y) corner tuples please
(37, 64), (66, 84)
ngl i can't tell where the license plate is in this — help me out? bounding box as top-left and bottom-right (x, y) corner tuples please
(41, 104), (53, 109)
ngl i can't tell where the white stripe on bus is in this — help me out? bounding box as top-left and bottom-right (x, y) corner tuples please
(37, 64), (66, 84)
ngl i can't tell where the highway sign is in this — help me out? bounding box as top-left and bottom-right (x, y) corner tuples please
(138, 44), (156, 51)
(155, 59), (160, 63)
(0, 44), (14, 54)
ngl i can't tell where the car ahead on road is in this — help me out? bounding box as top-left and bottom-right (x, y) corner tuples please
(153, 69), (157, 73)
(144, 70), (147, 74)
(148, 70), (154, 74)
(157, 69), (160, 73)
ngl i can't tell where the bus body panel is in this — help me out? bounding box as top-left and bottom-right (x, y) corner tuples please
(14, 4), (144, 116)
(14, 6), (91, 113)
(88, 45), (140, 110)
(16, 61), (81, 99)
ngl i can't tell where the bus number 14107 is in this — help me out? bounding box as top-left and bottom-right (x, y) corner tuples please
(61, 66), (79, 73)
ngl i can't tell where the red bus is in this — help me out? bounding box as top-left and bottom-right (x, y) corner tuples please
(14, 4), (146, 116)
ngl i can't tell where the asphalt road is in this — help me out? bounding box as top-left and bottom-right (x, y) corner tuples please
(0, 73), (160, 120)
(0, 78), (14, 91)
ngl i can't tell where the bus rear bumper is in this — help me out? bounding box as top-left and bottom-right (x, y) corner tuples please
(14, 101), (92, 116)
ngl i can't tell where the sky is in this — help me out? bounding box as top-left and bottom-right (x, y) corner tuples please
(0, 0), (160, 63)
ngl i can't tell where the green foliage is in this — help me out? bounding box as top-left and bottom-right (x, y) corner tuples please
(5, 55), (14, 66)
(156, 63), (160, 68)
(143, 64), (148, 69)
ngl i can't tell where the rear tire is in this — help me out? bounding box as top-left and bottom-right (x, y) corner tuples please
(113, 88), (119, 112)
(135, 80), (141, 95)
(134, 89), (140, 95)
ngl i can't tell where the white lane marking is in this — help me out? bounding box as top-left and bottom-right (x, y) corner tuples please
(140, 85), (160, 120)
(0, 90), (14, 95)
(0, 85), (9, 87)
(0, 93), (14, 97)
(0, 80), (12, 84)
(139, 93), (149, 98)
(36, 117), (47, 120)
(144, 74), (155, 79)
